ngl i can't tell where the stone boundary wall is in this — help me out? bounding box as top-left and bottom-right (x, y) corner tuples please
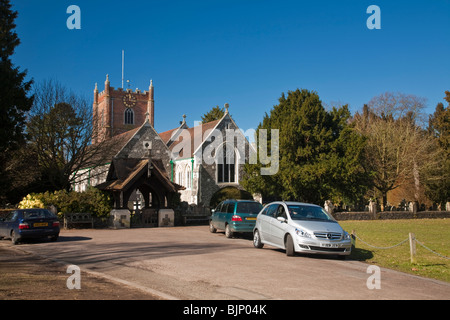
(3, 209), (450, 224)
(332, 211), (450, 221)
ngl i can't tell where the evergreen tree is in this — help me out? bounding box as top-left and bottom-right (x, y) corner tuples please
(0, 0), (33, 203)
(201, 105), (225, 123)
(0, 0), (33, 153)
(424, 92), (450, 205)
(242, 89), (369, 205)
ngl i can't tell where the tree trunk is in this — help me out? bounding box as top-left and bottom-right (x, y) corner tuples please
(382, 192), (387, 212)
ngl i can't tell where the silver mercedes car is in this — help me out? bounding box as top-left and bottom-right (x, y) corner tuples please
(253, 201), (352, 258)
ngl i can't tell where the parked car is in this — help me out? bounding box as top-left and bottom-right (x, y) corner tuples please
(209, 199), (263, 238)
(0, 209), (60, 245)
(253, 201), (351, 258)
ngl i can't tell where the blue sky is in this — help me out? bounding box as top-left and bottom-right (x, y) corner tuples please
(10, 0), (450, 133)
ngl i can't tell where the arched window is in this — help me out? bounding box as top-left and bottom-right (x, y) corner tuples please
(185, 166), (191, 189)
(217, 144), (236, 183)
(124, 108), (134, 125)
(177, 168), (183, 187)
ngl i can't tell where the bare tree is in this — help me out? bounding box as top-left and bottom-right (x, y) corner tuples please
(354, 92), (439, 208)
(367, 92), (428, 125)
(26, 80), (107, 191)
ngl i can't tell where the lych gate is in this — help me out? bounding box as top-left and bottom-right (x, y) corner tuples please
(97, 158), (184, 228)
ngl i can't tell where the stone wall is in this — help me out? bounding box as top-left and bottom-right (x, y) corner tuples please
(196, 113), (250, 207)
(332, 211), (450, 221)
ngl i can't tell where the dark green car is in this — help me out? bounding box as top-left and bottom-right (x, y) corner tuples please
(209, 199), (263, 238)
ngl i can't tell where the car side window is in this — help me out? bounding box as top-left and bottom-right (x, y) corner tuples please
(265, 204), (278, 218)
(220, 203), (227, 213)
(276, 205), (287, 219)
(260, 206), (269, 216)
(5, 211), (18, 222)
(226, 202), (235, 214)
(215, 202), (223, 213)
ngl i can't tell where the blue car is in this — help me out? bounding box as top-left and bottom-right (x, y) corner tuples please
(0, 209), (60, 245)
(209, 199), (263, 238)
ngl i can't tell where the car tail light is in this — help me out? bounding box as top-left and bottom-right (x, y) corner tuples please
(19, 223), (29, 230)
(52, 221), (60, 227)
(232, 215), (242, 222)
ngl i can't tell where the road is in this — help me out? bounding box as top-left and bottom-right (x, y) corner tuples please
(2, 226), (449, 300)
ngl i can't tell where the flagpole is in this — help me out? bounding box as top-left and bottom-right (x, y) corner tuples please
(122, 50), (124, 89)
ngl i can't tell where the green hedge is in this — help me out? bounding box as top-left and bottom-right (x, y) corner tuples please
(210, 186), (254, 209)
(18, 187), (112, 218)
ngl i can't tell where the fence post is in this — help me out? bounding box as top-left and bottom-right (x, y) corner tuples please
(351, 230), (356, 249)
(409, 232), (417, 264)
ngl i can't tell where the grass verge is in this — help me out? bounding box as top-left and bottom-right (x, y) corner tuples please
(339, 219), (450, 283)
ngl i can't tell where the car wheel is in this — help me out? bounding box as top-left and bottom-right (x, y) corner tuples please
(11, 230), (19, 245)
(253, 230), (264, 249)
(225, 224), (234, 238)
(50, 235), (59, 242)
(209, 221), (217, 233)
(285, 234), (295, 256)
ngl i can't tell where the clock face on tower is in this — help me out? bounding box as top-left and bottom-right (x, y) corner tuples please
(123, 93), (137, 108)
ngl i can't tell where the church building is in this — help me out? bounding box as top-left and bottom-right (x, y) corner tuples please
(73, 75), (254, 226)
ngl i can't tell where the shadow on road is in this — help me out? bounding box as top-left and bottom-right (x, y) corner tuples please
(349, 248), (374, 261)
(3, 235), (92, 245)
(58, 236), (92, 242)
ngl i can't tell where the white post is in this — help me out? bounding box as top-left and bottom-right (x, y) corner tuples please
(409, 232), (417, 264)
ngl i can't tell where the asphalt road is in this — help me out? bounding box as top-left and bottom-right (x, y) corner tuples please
(2, 226), (449, 300)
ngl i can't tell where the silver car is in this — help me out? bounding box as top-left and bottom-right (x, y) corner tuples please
(253, 201), (352, 258)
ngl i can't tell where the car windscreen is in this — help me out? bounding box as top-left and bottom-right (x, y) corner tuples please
(22, 210), (55, 219)
(287, 205), (336, 222)
(236, 202), (263, 214)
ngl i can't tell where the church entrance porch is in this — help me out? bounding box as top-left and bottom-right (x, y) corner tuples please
(96, 158), (183, 228)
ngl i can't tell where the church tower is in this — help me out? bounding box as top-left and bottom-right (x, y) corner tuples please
(92, 75), (155, 144)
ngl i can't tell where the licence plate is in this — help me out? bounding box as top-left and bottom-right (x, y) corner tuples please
(246, 217), (257, 220)
(34, 222), (48, 227)
(320, 243), (339, 248)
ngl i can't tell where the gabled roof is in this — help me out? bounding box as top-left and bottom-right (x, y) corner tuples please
(77, 127), (141, 170)
(160, 111), (251, 160)
(97, 158), (184, 192)
(113, 120), (171, 159)
(159, 120), (189, 147)
(166, 119), (220, 159)
(82, 114), (229, 170)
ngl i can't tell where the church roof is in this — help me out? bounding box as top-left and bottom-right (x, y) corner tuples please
(81, 117), (222, 171)
(81, 127), (141, 168)
(159, 127), (180, 144)
(164, 120), (220, 159)
(96, 158), (184, 192)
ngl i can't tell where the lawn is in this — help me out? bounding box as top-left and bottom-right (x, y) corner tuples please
(339, 219), (450, 283)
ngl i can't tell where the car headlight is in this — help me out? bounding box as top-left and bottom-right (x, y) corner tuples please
(343, 231), (351, 240)
(295, 228), (311, 238)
